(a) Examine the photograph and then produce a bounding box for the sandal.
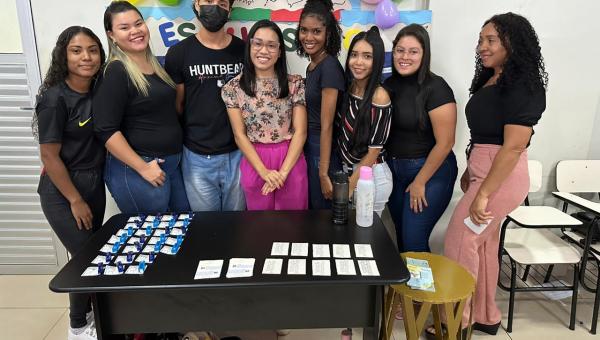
[424,324,447,339]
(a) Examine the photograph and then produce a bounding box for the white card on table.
[158,222,169,228]
[312,260,331,276]
[358,260,380,276]
[142,244,157,253]
[135,254,154,263]
[287,259,306,275]
[115,229,128,237]
[291,243,309,257]
[333,244,351,258]
[100,244,114,253]
[125,265,146,275]
[464,217,491,235]
[195,260,224,279]
[115,255,134,264]
[179,213,191,220]
[226,258,255,278]
[81,267,100,276]
[161,214,173,221]
[145,215,156,222]
[107,235,120,244]
[271,242,289,256]
[91,255,111,264]
[160,245,178,255]
[174,220,185,227]
[312,244,330,258]
[125,222,138,228]
[154,230,166,237]
[104,265,124,275]
[148,237,160,245]
[135,229,146,237]
[122,245,138,253]
[262,258,283,275]
[170,228,184,236]
[354,244,374,258]
[126,237,140,245]
[163,237,176,246]
[335,259,356,275]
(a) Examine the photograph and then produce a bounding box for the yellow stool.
[383,252,476,340]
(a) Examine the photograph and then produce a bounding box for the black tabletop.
[50,210,409,293]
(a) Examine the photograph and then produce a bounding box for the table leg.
[400,295,418,340]
[432,304,443,340]
[365,286,382,340]
[381,287,397,340]
[91,294,105,340]
[444,299,467,340]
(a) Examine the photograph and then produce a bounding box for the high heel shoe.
[473,321,501,335]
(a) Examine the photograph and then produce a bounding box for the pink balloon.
[374,0,399,29]
[362,0,383,4]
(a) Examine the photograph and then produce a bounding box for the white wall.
[0,0,23,53]
[427,0,600,252]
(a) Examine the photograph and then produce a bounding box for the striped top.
[337,93,392,165]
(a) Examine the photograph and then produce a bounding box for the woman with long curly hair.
[35,26,106,340]
[295,0,345,209]
[440,12,547,336]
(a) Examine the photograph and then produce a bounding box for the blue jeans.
[104,152,190,214]
[181,146,245,211]
[387,152,458,252]
[304,132,342,209]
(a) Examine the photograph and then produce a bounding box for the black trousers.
[38,168,106,328]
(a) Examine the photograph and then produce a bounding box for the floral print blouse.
[221,74,306,144]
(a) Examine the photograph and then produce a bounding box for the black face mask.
[197,5,229,32]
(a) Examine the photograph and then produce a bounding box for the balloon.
[361,0,383,4]
[343,28,363,50]
[158,0,181,5]
[127,0,141,4]
[374,0,399,29]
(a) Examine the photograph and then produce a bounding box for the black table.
[50,210,409,339]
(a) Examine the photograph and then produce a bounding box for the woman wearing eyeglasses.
[221,20,308,210]
[383,24,458,253]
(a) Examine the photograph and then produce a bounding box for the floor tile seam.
[43,309,68,340]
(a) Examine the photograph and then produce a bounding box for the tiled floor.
[0,275,598,340]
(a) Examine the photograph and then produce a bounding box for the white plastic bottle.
[355,166,374,227]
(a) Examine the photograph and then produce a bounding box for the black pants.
[38,168,106,328]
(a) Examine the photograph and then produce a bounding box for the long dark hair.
[295,0,342,57]
[33,26,105,140]
[240,20,289,99]
[38,26,105,94]
[470,12,548,94]
[342,26,385,156]
[390,24,434,130]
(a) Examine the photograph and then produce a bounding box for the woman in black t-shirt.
[383,24,458,253]
[35,26,106,339]
[441,13,547,336]
[295,0,345,209]
[94,1,189,214]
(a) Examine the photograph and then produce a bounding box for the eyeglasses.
[393,48,422,57]
[250,38,280,53]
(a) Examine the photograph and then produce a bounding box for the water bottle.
[332,171,349,224]
[355,166,374,227]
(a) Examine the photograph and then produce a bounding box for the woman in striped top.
[337,26,393,216]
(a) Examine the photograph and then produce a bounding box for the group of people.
[35,0,547,339]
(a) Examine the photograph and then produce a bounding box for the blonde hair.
[105,38,175,96]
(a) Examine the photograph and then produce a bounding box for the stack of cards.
[406,257,435,292]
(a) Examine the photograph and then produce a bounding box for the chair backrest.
[556,160,600,193]
[528,160,543,193]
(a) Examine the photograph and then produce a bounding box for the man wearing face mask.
[165,0,246,212]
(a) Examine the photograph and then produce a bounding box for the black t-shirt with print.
[37,82,104,170]
[93,61,183,157]
[165,35,244,155]
[466,79,545,146]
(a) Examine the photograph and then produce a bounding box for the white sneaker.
[68,321,97,340]
[85,311,94,325]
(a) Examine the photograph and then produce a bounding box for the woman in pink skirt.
[222,20,308,210]
[440,12,548,336]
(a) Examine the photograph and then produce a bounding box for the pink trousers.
[444,144,529,326]
[240,140,308,210]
